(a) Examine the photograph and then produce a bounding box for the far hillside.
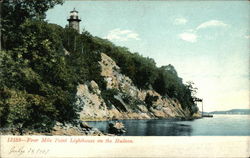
[208,109,250,115]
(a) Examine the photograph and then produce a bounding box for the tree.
[185,81,198,98]
[0,20,81,131]
[1,0,63,50]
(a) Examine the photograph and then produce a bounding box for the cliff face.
[76,53,192,121]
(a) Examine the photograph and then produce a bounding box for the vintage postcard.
[0,0,249,157]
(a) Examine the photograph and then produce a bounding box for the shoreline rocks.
[0,121,103,136]
[108,121,126,135]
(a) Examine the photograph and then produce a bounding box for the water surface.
[87,115,250,136]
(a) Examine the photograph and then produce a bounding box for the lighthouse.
[67,8,81,33]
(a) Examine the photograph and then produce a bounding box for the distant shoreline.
[204,109,250,115]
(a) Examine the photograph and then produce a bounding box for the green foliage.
[152,65,196,113]
[1,0,63,49]
[145,94,159,108]
[0,88,56,132]
[0,19,81,131]
[63,30,106,90]
[121,93,145,111]
[101,89,119,109]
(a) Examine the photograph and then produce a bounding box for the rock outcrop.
[76,81,109,120]
[51,122,103,136]
[108,121,126,135]
[76,53,193,121]
[0,122,103,136]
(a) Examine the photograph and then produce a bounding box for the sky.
[46,1,250,112]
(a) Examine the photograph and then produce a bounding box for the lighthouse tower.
[67,8,81,33]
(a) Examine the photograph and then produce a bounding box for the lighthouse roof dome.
[70,8,79,17]
[70,11,77,17]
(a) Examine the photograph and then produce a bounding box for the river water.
[87,115,250,136]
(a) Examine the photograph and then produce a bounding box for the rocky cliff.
[0,53,195,136]
[76,53,193,121]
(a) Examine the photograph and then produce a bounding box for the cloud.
[244,35,250,39]
[104,28,140,41]
[177,20,228,43]
[196,20,228,30]
[174,18,188,25]
[178,32,197,43]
